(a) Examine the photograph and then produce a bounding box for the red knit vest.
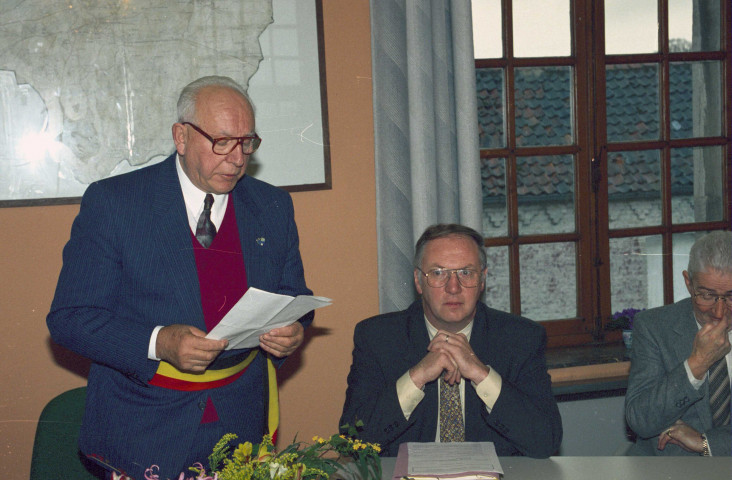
[191,197,248,331]
[191,197,248,423]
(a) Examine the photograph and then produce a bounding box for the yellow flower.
[181,431,381,480]
[293,463,306,480]
[233,441,253,462]
[258,442,273,462]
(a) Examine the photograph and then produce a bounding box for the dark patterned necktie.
[439,378,465,442]
[195,194,217,248]
[709,356,731,427]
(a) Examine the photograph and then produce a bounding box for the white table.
[380,455,732,480]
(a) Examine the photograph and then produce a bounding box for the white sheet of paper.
[205,287,331,350]
[407,442,503,476]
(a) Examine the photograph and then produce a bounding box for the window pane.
[670,61,722,139]
[608,149,661,229]
[476,68,505,148]
[669,0,720,52]
[513,0,570,57]
[517,155,575,234]
[520,242,577,321]
[609,235,664,313]
[472,0,502,58]
[606,64,660,142]
[671,146,725,224]
[515,66,573,147]
[605,0,658,54]
[671,231,706,302]
[481,157,507,237]
[484,246,510,313]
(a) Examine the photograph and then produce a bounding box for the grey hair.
[413,224,487,269]
[687,230,732,279]
[176,76,252,123]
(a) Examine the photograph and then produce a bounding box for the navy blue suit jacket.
[340,301,562,458]
[47,154,312,478]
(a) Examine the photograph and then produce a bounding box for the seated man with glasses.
[340,224,562,458]
[626,230,732,456]
[47,76,313,479]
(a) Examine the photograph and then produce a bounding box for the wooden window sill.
[546,343,630,398]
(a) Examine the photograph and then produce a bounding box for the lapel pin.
[256,237,266,246]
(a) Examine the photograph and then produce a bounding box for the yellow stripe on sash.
[149,350,279,440]
[267,356,279,438]
[154,350,258,382]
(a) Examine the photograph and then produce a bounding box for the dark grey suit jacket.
[625,298,731,455]
[340,301,562,458]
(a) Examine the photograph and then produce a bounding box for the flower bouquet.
[145,422,381,480]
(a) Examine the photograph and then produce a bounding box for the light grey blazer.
[625,298,731,456]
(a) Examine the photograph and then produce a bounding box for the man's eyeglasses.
[183,122,261,155]
[416,267,483,288]
[692,291,732,309]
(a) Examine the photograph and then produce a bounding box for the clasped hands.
[409,330,490,390]
[156,322,305,373]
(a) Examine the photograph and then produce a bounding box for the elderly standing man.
[47,76,313,479]
[340,224,562,458]
[625,230,732,456]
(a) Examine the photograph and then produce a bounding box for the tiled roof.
[477,64,695,203]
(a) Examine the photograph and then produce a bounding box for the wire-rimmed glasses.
[416,267,483,288]
[692,291,732,309]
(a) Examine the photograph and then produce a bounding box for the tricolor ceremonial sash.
[149,351,279,438]
[149,350,258,391]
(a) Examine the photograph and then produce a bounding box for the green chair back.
[29,387,105,479]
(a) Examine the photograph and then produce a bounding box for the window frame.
[474,0,732,347]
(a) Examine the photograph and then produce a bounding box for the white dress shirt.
[146,155,230,360]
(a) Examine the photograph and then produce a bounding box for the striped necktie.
[709,356,731,427]
[195,194,217,248]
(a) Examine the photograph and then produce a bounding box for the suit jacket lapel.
[465,304,491,440]
[469,304,492,361]
[669,299,714,427]
[669,299,698,359]
[150,155,204,329]
[232,178,266,289]
[404,303,439,435]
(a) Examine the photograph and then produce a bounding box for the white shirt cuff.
[397,370,426,420]
[473,365,502,412]
[684,359,705,390]
[148,325,164,361]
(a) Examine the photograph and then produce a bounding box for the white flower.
[269,462,287,479]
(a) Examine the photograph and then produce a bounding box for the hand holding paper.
[205,287,332,350]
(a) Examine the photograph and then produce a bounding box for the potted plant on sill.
[605,308,644,349]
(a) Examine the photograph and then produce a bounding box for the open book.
[392,442,503,480]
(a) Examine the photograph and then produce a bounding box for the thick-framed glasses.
[183,122,261,155]
[692,291,732,309]
[416,267,483,288]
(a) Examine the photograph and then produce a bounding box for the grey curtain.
[371,0,482,313]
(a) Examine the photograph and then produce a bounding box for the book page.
[407,442,503,476]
